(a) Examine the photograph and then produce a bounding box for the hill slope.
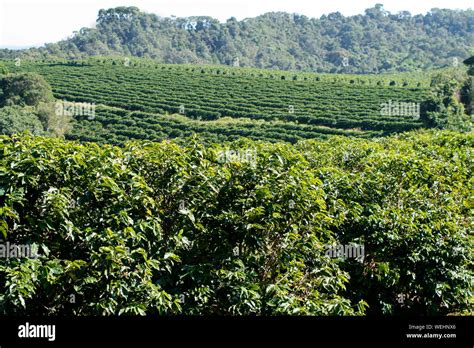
[6,58,434,144]
[3,5,474,74]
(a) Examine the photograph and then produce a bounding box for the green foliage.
[0,62,8,76]
[468,66,474,77]
[0,73,54,107]
[296,131,473,315]
[0,106,44,135]
[425,69,473,131]
[463,56,474,74]
[4,60,433,144]
[0,130,471,315]
[0,134,363,315]
[461,76,474,116]
[2,6,473,74]
[36,102,72,137]
[0,73,71,137]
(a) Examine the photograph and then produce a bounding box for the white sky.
[0,0,472,49]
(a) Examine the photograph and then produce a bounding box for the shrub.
[0,73,54,107]
[0,106,44,136]
[0,131,470,316]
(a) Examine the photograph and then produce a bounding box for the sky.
[0,0,472,49]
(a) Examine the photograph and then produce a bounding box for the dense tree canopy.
[464,56,474,76]
[0,73,71,137]
[0,73,54,107]
[1,5,473,73]
[0,106,45,135]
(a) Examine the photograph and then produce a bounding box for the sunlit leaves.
[0,130,471,316]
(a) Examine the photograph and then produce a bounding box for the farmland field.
[5,59,432,144]
[0,54,472,319]
[0,3,473,345]
[0,0,474,348]
[0,130,472,316]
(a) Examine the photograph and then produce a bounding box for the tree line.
[1,4,473,73]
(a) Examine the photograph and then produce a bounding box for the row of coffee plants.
[4,60,430,143]
[0,130,471,315]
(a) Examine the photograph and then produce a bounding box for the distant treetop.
[1,5,473,74]
[463,56,474,65]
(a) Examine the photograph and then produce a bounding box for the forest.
[1,5,473,73]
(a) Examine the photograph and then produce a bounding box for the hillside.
[2,5,473,74]
[4,58,435,144]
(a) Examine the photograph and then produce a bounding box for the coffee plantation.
[0,130,471,315]
[3,58,433,144]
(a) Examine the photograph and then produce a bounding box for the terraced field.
[7,59,432,144]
